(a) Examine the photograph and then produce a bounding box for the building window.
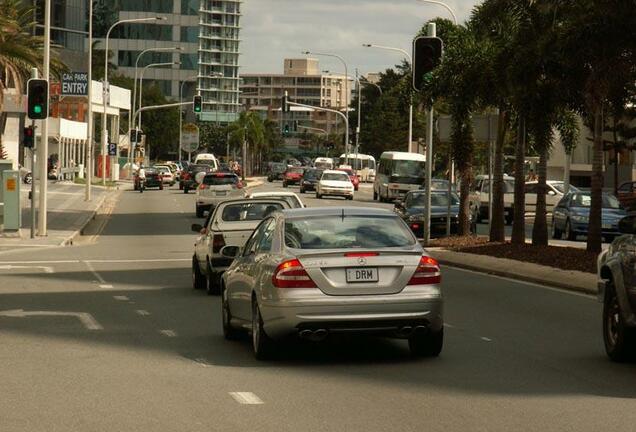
[180,26,199,43]
[119,0,174,13]
[180,53,198,70]
[114,23,173,41]
[118,51,173,67]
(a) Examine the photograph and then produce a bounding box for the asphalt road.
[0,180,634,432]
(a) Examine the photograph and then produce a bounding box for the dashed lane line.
[229,392,264,405]
[113,295,129,301]
[159,329,177,337]
[84,261,106,284]
[136,310,151,316]
[99,284,114,289]
[481,337,493,342]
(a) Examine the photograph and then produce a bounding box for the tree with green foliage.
[227,111,266,176]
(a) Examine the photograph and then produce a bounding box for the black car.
[394,190,474,238]
[299,168,323,193]
[267,163,287,182]
[134,168,163,190]
[180,164,212,193]
[218,163,233,173]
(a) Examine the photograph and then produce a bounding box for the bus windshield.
[389,160,425,184]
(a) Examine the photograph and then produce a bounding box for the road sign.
[61,72,88,96]
[182,123,200,153]
[108,142,117,156]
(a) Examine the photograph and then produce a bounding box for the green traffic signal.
[34,105,42,114]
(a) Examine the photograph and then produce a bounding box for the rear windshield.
[322,173,350,182]
[284,215,415,249]
[190,165,210,173]
[288,168,304,174]
[203,174,238,186]
[572,194,622,209]
[221,202,284,222]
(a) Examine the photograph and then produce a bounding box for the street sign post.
[181,123,200,160]
[108,142,117,156]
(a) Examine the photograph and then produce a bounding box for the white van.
[193,153,219,172]
[313,157,334,170]
[373,151,426,202]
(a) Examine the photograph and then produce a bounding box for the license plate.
[216,191,227,196]
[602,224,612,229]
[346,267,379,283]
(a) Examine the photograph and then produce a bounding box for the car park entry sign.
[61,72,89,96]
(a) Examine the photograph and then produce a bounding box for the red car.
[282,167,304,188]
[337,168,360,191]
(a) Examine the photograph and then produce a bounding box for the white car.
[248,191,305,208]
[195,172,246,218]
[154,165,175,186]
[316,170,354,200]
[470,174,515,224]
[191,198,292,294]
[525,180,578,214]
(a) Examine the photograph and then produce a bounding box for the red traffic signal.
[23,126,35,148]
[412,36,443,91]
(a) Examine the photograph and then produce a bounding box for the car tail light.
[212,234,226,253]
[272,259,317,288]
[344,252,379,257]
[408,256,441,285]
[236,181,243,189]
[411,223,420,230]
[199,183,208,190]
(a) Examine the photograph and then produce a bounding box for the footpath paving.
[428,247,597,295]
[0,182,114,253]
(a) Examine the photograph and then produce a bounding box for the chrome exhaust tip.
[414,325,428,333]
[398,326,414,337]
[299,329,312,339]
[312,329,328,341]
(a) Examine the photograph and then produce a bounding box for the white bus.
[338,153,376,182]
[193,153,219,172]
[313,157,334,170]
[373,151,426,202]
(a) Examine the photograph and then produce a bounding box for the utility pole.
[85,0,93,201]
[422,22,436,246]
[30,68,38,239]
[38,0,51,236]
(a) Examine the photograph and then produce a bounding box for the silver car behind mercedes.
[220,207,444,360]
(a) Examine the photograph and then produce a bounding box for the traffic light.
[27,79,49,120]
[281,91,291,113]
[412,36,443,91]
[283,124,290,136]
[130,129,137,143]
[23,126,35,148]
[193,95,202,113]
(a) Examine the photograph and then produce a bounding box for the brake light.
[408,256,441,285]
[272,259,317,288]
[236,181,243,189]
[212,234,226,253]
[199,183,208,190]
[344,252,379,257]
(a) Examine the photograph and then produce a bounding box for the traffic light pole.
[37,0,51,236]
[130,102,194,160]
[423,22,436,247]
[286,101,348,161]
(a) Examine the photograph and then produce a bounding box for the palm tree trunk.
[532,145,548,246]
[459,169,472,235]
[511,116,526,244]
[587,104,604,253]
[489,109,507,242]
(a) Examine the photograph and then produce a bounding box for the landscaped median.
[426,236,597,294]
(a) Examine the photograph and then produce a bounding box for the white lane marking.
[444,266,595,299]
[481,337,493,342]
[0,264,54,273]
[99,284,113,289]
[83,261,106,284]
[136,309,150,316]
[113,295,129,301]
[194,357,210,367]
[160,329,177,337]
[229,392,264,405]
[0,309,103,330]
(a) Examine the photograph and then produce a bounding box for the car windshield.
[572,194,621,209]
[303,170,322,180]
[284,215,415,249]
[393,160,425,178]
[407,193,459,207]
[155,167,169,173]
[551,182,578,194]
[203,174,238,186]
[315,162,332,170]
[221,202,284,222]
[322,173,350,182]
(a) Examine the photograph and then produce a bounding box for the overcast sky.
[240,0,480,75]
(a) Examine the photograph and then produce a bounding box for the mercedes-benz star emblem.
[357,257,367,265]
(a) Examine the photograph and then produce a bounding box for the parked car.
[195,173,246,218]
[282,166,305,187]
[181,164,212,193]
[470,175,515,225]
[616,181,636,211]
[154,165,175,186]
[597,214,636,361]
[395,190,473,238]
[267,163,287,182]
[134,168,163,190]
[220,206,444,359]
[191,198,292,295]
[552,192,627,241]
[248,191,304,208]
[299,168,323,194]
[428,178,457,192]
[524,180,578,214]
[337,168,360,191]
[218,163,233,173]
[316,170,354,200]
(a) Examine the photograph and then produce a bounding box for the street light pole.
[101,16,165,186]
[137,61,180,138]
[415,0,459,25]
[302,51,350,162]
[85,0,93,201]
[363,43,414,152]
[179,75,197,161]
[37,0,51,235]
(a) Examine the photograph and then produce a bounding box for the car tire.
[565,219,577,241]
[196,206,204,218]
[347,195,353,201]
[409,327,443,357]
[192,257,206,290]
[603,282,636,362]
[222,283,242,340]
[252,299,275,360]
[373,190,378,201]
[206,262,221,296]
[552,221,563,239]
[316,193,322,199]
[159,185,164,191]
[179,183,183,190]
[283,182,288,188]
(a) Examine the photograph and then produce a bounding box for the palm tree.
[227,111,266,176]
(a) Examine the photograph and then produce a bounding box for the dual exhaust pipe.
[397,325,427,337]
[299,328,328,342]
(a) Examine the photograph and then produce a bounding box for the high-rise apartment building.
[197,0,242,124]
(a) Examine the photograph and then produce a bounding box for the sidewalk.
[428,247,597,295]
[0,182,114,252]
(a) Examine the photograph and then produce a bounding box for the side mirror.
[220,245,241,258]
[191,223,203,233]
[619,215,636,234]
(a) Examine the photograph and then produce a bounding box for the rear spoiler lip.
[291,248,423,259]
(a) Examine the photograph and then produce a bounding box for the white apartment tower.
[198,0,242,124]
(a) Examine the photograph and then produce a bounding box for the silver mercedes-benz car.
[220,207,444,360]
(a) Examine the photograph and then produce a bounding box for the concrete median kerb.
[427,248,597,295]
